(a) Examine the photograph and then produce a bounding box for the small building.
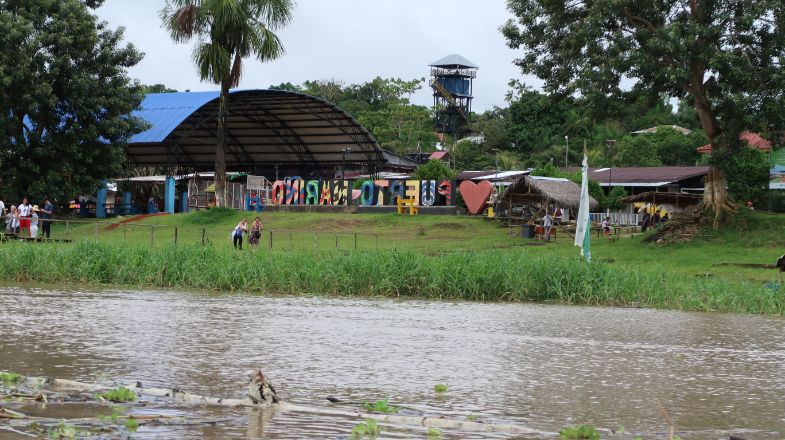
[631,125,693,136]
[428,150,450,163]
[697,131,772,154]
[499,175,598,225]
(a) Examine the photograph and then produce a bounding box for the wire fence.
[1,218,382,252]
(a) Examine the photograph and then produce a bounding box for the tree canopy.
[0,0,145,202]
[502,0,785,214]
[272,77,436,156]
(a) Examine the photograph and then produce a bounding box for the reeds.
[0,241,782,314]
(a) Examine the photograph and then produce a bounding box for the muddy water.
[1,286,784,439]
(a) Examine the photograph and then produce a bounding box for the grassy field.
[6,208,785,314]
[51,208,785,284]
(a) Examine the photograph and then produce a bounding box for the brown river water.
[1,286,784,439]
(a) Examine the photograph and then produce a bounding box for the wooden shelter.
[499,175,598,225]
[620,191,702,212]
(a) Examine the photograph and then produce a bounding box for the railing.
[590,212,640,226]
[1,218,382,251]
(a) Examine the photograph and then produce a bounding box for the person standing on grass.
[601,216,613,240]
[232,218,249,250]
[249,216,262,247]
[18,197,32,237]
[5,205,15,234]
[30,206,40,239]
[543,210,554,241]
[40,198,54,238]
[641,209,651,232]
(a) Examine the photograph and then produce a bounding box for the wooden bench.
[396,197,419,216]
[535,225,556,241]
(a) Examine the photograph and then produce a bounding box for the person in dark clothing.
[40,198,54,238]
[640,209,651,232]
[653,210,661,228]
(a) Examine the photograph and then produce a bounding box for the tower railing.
[430,67,477,78]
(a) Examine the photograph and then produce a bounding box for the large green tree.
[0,0,145,202]
[502,0,785,220]
[162,0,293,207]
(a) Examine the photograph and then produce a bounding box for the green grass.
[0,238,783,314]
[7,208,785,314]
[559,425,601,440]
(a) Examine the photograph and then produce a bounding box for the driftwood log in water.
[1,370,548,435]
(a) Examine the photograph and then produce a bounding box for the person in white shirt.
[543,211,554,241]
[18,198,32,237]
[601,216,613,240]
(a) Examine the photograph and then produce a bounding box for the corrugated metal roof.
[429,151,449,160]
[562,166,709,185]
[131,91,220,143]
[125,89,387,171]
[429,54,478,69]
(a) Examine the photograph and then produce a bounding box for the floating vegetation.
[433,384,448,393]
[559,424,601,440]
[0,372,23,383]
[124,418,139,431]
[362,399,399,414]
[351,419,381,439]
[95,387,136,403]
[427,427,442,438]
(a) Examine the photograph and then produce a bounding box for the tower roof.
[429,54,478,69]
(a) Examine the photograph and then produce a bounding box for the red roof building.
[697,131,772,154]
[429,151,450,161]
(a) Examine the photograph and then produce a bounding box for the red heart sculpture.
[459,180,493,215]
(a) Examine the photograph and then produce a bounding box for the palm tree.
[161,0,293,207]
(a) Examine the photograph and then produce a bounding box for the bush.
[411,158,457,181]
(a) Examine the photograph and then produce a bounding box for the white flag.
[573,154,591,262]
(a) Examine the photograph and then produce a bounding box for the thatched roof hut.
[500,175,599,211]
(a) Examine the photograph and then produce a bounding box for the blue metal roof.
[130,91,221,143]
[429,54,478,69]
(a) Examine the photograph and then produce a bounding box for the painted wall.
[269,178,456,207]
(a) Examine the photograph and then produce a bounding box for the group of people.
[1,197,54,239]
[231,216,263,250]
[639,208,668,232]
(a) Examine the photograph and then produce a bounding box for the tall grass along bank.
[0,241,782,315]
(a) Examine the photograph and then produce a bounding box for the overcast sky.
[95,0,539,112]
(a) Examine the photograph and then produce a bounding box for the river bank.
[1,240,782,314]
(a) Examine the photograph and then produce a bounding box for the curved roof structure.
[127,90,386,172]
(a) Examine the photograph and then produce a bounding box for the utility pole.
[564,135,569,167]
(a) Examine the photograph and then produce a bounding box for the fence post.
[65,220,69,239]
[354,233,357,250]
[268,230,273,250]
[201,228,206,245]
[335,234,338,250]
[150,225,154,246]
[174,227,178,245]
[94,222,98,238]
[375,234,378,251]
